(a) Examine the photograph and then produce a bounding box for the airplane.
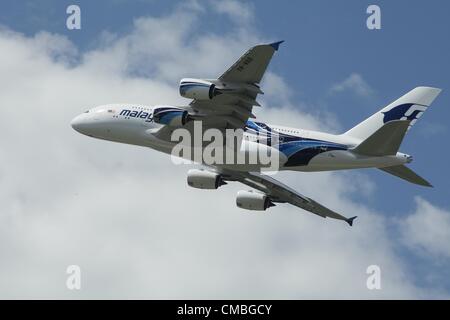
[71,41,441,226]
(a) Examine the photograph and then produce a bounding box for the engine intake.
[187,169,226,190]
[179,78,220,100]
[152,107,190,127]
[236,190,275,211]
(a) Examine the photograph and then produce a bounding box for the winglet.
[346,216,357,227]
[269,40,284,51]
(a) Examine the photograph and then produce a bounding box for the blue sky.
[1,0,449,298]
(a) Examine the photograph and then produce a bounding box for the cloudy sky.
[0,0,449,299]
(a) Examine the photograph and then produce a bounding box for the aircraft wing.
[219,41,284,84]
[217,169,357,226]
[188,42,283,129]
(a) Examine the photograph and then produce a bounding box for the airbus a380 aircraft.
[71,41,441,226]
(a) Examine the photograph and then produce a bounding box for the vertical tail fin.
[344,87,442,141]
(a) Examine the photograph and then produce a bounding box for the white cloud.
[399,197,450,259]
[81,3,260,85]
[0,2,447,299]
[330,73,374,98]
[211,0,254,25]
[258,73,343,133]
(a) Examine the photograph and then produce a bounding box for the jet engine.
[236,190,275,211]
[187,169,227,189]
[179,78,220,100]
[152,107,190,127]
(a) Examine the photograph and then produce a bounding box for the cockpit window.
[84,110,90,113]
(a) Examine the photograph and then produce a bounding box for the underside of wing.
[217,169,357,226]
[180,42,284,130]
[219,41,284,84]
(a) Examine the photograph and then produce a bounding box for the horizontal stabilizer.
[352,120,410,156]
[379,165,432,187]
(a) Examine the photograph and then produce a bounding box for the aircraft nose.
[71,114,86,133]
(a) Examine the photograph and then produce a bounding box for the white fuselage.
[71,104,410,172]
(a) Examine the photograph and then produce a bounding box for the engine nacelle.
[152,107,189,127]
[187,169,226,190]
[236,190,275,211]
[179,78,218,100]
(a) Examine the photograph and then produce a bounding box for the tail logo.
[382,103,427,124]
